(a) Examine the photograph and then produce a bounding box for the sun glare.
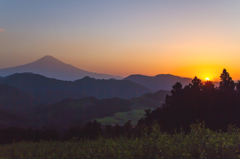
[206,77,209,81]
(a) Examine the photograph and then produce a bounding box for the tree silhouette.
[191,76,203,89]
[171,82,182,95]
[202,81,214,92]
[137,69,240,132]
[219,69,235,92]
[236,81,240,91]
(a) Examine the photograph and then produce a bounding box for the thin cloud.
[0,29,4,32]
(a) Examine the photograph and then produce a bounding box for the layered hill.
[95,90,171,125]
[0,55,122,80]
[0,73,151,104]
[0,109,24,129]
[0,84,39,116]
[0,81,169,128]
[0,84,40,128]
[142,90,170,101]
[124,74,192,91]
[32,90,170,128]
[130,90,170,110]
[31,97,132,127]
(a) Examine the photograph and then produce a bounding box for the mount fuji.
[0,56,122,80]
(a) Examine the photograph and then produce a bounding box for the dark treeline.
[0,127,59,144]
[0,120,134,144]
[139,69,240,132]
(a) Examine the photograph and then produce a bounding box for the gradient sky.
[0,1,240,80]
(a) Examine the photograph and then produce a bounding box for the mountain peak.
[0,55,122,80]
[35,55,62,63]
[40,55,56,60]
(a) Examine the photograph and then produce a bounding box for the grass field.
[1,123,240,158]
[95,109,149,125]
[94,96,164,126]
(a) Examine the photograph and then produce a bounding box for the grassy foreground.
[1,123,240,159]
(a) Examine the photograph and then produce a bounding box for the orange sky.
[0,1,240,80]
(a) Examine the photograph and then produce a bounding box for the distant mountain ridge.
[0,55,122,80]
[124,74,192,91]
[0,73,151,104]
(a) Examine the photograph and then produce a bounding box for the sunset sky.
[0,1,240,81]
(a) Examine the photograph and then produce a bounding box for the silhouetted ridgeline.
[0,73,151,104]
[130,90,170,110]
[142,90,170,101]
[0,55,122,80]
[124,74,192,91]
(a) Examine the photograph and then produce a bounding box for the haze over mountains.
[0,56,122,80]
[124,74,192,92]
[0,55,199,91]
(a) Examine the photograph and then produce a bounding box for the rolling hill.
[95,90,170,125]
[31,97,132,127]
[32,90,170,127]
[0,84,40,128]
[0,84,39,116]
[0,81,169,128]
[0,55,122,80]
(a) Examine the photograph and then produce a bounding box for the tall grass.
[1,123,240,158]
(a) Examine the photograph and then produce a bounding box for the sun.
[206,77,209,81]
